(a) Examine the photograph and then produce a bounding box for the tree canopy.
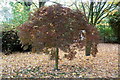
[18,4,99,60]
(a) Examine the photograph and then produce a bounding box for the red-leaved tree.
[17,4,99,70]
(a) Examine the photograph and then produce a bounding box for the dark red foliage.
[18,4,99,59]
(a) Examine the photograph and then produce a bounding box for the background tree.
[108,3,120,44]
[1,1,33,54]
[18,4,99,70]
[73,0,118,56]
[2,1,31,31]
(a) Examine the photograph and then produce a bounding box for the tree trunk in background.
[39,2,46,8]
[85,1,94,56]
[117,26,120,44]
[23,0,32,11]
[118,8,120,44]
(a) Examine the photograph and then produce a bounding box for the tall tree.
[73,0,117,56]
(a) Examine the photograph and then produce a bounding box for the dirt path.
[1,43,119,78]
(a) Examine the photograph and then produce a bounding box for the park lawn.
[0,43,119,78]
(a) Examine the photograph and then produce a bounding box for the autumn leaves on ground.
[0,43,119,78]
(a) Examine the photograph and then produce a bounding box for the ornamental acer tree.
[17,4,99,70]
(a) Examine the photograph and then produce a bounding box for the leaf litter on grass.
[1,43,119,78]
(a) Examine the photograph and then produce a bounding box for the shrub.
[2,30,31,55]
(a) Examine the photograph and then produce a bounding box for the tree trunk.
[54,47,59,70]
[85,1,94,56]
[24,2,32,11]
[118,27,120,44]
[39,2,45,8]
